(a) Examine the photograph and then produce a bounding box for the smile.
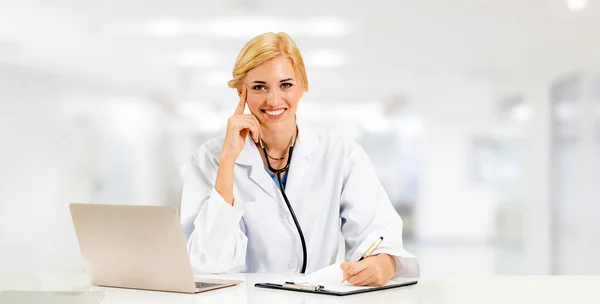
[261,108,287,119]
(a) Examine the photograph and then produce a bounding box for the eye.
[281,83,293,89]
[252,85,266,91]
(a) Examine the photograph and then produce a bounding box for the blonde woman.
[180,32,419,286]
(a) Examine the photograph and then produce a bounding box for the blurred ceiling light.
[202,17,350,38]
[510,103,532,122]
[304,17,351,37]
[202,17,287,37]
[140,17,350,38]
[303,49,349,68]
[566,0,588,11]
[175,50,224,67]
[143,19,186,38]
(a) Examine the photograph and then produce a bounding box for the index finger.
[347,260,369,276]
[340,262,353,282]
[234,85,247,115]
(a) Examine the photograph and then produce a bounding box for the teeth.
[265,109,285,116]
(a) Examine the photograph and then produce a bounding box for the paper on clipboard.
[281,263,416,293]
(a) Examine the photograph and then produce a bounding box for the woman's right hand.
[220,85,262,163]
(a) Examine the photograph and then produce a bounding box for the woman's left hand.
[340,254,397,286]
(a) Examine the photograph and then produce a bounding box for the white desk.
[1,272,599,304]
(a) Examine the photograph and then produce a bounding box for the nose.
[266,88,280,106]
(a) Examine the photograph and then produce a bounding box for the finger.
[348,269,373,286]
[234,85,247,115]
[246,121,259,143]
[347,260,369,276]
[340,262,351,272]
[234,119,259,143]
[241,116,260,143]
[249,115,263,140]
[340,262,355,282]
[340,263,350,282]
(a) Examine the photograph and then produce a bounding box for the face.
[240,56,303,130]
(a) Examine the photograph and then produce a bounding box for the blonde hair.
[227,32,308,91]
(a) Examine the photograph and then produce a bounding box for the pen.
[341,236,384,283]
[358,236,383,261]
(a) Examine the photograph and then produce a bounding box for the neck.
[259,119,297,155]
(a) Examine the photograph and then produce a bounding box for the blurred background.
[1,0,599,276]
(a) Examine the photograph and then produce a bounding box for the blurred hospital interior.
[1,0,600,275]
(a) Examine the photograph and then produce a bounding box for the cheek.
[246,95,263,111]
[282,90,301,107]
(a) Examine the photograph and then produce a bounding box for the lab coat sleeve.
[180,143,248,273]
[339,142,420,278]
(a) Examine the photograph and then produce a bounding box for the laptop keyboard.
[195,282,223,289]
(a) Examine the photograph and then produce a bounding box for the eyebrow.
[250,78,295,84]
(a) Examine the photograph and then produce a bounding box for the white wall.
[548,72,600,274]
[411,78,498,241]
[0,65,86,272]
[490,75,553,275]
[0,65,170,273]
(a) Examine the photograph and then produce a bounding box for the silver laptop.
[69,203,242,294]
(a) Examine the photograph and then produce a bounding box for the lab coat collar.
[234,116,319,202]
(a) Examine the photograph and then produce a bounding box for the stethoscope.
[258,126,308,274]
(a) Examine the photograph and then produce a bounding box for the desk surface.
[1,272,599,304]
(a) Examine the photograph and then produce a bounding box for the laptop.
[69,203,242,294]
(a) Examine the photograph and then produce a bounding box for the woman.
[180,32,419,286]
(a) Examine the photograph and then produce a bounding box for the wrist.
[218,153,237,165]
[376,254,397,276]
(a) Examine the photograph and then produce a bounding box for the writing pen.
[341,236,384,283]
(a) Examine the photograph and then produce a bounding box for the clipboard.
[254,279,418,296]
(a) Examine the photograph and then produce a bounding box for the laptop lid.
[69,203,197,293]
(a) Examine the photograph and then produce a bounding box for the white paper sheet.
[280,263,417,293]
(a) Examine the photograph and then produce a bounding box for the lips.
[261,108,287,119]
[265,109,285,116]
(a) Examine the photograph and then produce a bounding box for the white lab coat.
[180,119,420,278]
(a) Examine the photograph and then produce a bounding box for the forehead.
[245,56,296,82]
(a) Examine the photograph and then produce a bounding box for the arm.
[180,143,248,273]
[339,142,420,282]
[180,85,261,273]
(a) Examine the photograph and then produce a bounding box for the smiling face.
[240,55,304,131]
